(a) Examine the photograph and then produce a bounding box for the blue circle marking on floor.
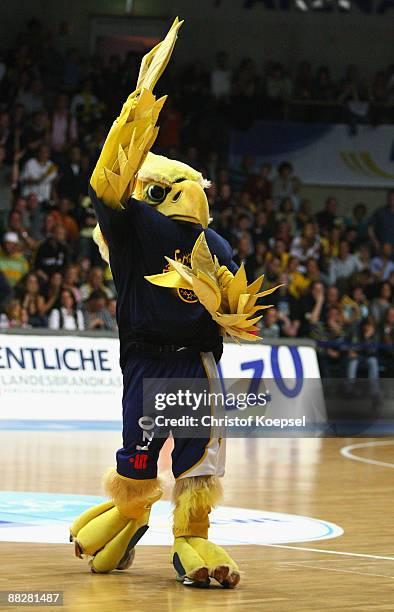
[0,491,343,546]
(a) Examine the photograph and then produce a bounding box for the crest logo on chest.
[163,249,198,304]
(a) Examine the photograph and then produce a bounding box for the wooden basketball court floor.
[0,429,393,611]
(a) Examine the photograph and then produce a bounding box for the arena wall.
[1,1,393,79]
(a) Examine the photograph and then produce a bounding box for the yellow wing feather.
[145,232,281,342]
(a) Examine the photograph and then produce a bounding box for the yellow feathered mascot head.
[93,151,211,265]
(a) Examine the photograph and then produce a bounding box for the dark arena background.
[0,1,394,610]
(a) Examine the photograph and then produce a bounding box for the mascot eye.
[147,184,167,204]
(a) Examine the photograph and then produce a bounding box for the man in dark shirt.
[34,223,69,279]
[315,196,338,234]
[0,269,12,311]
[368,189,394,250]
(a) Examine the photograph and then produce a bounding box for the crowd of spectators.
[0,18,393,390]
[179,52,394,130]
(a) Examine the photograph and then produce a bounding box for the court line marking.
[273,441,394,567]
[340,440,394,469]
[261,543,394,562]
[278,561,394,579]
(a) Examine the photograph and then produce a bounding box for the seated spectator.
[368,189,394,250]
[326,286,340,311]
[52,197,80,243]
[233,233,255,280]
[78,196,101,265]
[341,79,371,135]
[231,213,254,243]
[294,61,313,100]
[272,161,294,204]
[83,290,114,330]
[210,51,231,101]
[287,255,310,299]
[290,176,302,212]
[20,144,57,204]
[62,264,81,304]
[346,202,369,243]
[19,272,47,327]
[305,256,328,286]
[328,239,363,286]
[252,210,270,245]
[0,269,12,311]
[71,78,102,132]
[300,280,326,337]
[41,270,63,315]
[369,242,394,282]
[266,63,292,115]
[4,298,29,328]
[276,197,297,235]
[315,197,339,235]
[313,66,335,101]
[0,143,16,228]
[253,241,268,278]
[371,70,388,104]
[34,223,69,280]
[271,274,301,337]
[244,163,272,201]
[0,231,28,286]
[57,146,87,203]
[355,242,371,273]
[80,266,113,301]
[16,77,44,114]
[48,288,84,330]
[6,208,37,252]
[259,308,281,338]
[106,297,118,332]
[317,306,347,378]
[265,256,281,287]
[50,93,78,153]
[340,286,369,329]
[347,316,381,400]
[25,193,45,240]
[296,198,314,228]
[380,306,394,376]
[261,197,277,234]
[239,191,257,216]
[321,226,341,261]
[11,196,30,228]
[370,281,392,322]
[213,183,236,213]
[290,222,321,270]
[265,238,289,273]
[20,110,48,159]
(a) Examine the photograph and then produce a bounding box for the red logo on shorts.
[129,454,148,470]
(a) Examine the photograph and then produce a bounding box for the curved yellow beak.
[156,180,210,228]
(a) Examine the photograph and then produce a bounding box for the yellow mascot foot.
[172,536,240,588]
[70,501,150,573]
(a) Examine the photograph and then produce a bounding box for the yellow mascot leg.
[172,476,240,588]
[70,468,162,573]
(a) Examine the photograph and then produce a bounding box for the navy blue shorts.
[116,350,225,481]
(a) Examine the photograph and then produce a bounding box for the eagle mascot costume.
[70,19,277,589]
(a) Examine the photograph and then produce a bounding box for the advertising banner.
[230,121,394,187]
[0,334,322,424]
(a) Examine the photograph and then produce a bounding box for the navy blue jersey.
[90,186,236,366]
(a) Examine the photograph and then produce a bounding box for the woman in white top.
[48,288,84,331]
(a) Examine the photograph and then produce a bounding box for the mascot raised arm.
[70,19,277,589]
